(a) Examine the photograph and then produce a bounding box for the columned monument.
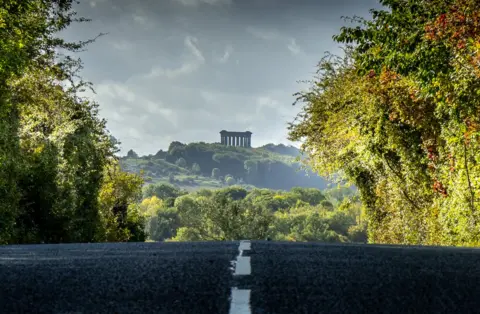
[220,130,252,148]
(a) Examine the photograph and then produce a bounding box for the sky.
[62,0,383,156]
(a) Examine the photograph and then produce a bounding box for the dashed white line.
[229,288,251,314]
[234,256,251,275]
[239,241,251,251]
[229,240,252,314]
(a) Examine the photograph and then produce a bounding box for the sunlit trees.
[141,185,363,243]
[289,0,480,246]
[97,162,146,242]
[0,0,145,244]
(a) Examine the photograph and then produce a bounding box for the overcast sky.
[62,0,382,156]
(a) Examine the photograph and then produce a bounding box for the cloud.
[132,14,148,25]
[131,9,155,29]
[87,80,181,152]
[111,40,133,51]
[184,36,205,62]
[172,0,232,6]
[246,26,280,40]
[218,45,233,63]
[246,26,303,55]
[146,36,205,78]
[287,38,302,55]
[65,0,371,155]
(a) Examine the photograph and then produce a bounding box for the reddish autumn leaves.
[425,0,480,74]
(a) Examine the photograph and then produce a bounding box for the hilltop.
[119,142,330,191]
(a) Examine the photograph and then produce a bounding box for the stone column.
[242,136,246,147]
[228,136,232,146]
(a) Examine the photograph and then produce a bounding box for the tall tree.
[289,0,480,246]
[0,0,143,244]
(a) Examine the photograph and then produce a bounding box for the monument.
[220,130,252,148]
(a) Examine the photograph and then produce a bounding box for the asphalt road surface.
[1,241,480,314]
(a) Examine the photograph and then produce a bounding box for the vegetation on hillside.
[120,142,329,191]
[136,183,366,243]
[289,0,480,246]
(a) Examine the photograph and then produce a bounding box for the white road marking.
[229,240,252,314]
[234,256,251,275]
[239,241,251,251]
[229,288,251,314]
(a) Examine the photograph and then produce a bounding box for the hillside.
[119,142,330,191]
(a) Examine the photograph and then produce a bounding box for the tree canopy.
[0,0,144,244]
[289,0,480,246]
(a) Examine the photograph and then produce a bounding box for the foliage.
[191,162,201,174]
[97,162,146,242]
[120,142,330,191]
[211,167,220,179]
[226,176,236,186]
[141,184,364,243]
[127,149,138,158]
[175,157,187,168]
[143,183,187,200]
[0,0,146,244]
[289,0,480,246]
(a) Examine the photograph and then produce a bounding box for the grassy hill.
[119,142,331,191]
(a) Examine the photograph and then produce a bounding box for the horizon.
[121,137,302,157]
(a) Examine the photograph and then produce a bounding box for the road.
[1,241,480,313]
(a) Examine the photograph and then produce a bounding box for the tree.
[175,157,187,168]
[244,160,258,183]
[138,196,164,217]
[290,187,326,205]
[226,176,236,186]
[289,0,480,246]
[97,161,146,242]
[191,162,201,174]
[143,183,186,200]
[127,149,138,158]
[215,186,248,201]
[211,168,221,179]
[0,0,108,244]
[320,200,334,211]
[172,195,274,241]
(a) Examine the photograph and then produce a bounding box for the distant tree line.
[136,183,367,243]
[122,142,329,191]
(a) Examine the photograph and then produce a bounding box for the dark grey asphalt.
[1,241,480,314]
[246,242,480,314]
[0,242,238,313]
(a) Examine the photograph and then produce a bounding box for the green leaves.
[0,0,145,244]
[289,0,480,246]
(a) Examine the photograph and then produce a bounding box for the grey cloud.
[64,0,383,155]
[173,0,232,6]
